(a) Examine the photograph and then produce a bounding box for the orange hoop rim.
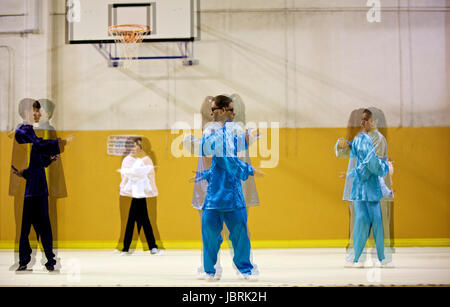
[108,24,150,35]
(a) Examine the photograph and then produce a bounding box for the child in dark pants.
[13,99,73,271]
[119,137,159,254]
[122,198,157,253]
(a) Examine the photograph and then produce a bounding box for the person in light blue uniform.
[335,108,394,265]
[343,109,390,267]
[193,95,263,281]
[183,95,260,279]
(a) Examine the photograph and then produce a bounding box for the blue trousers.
[202,208,253,275]
[353,201,385,262]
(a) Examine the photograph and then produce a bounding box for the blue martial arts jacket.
[15,124,61,198]
[196,121,255,211]
[348,132,389,202]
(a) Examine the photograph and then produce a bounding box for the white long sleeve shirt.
[119,155,158,198]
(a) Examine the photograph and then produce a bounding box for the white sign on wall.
[107,135,141,156]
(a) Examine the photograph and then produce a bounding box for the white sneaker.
[344,261,353,268]
[242,273,258,281]
[120,251,131,256]
[352,262,364,268]
[206,274,220,281]
[373,260,382,268]
[380,259,395,268]
[150,248,158,254]
[197,271,206,280]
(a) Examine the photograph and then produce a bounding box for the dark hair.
[213,95,232,110]
[362,108,372,118]
[132,137,143,149]
[18,98,39,119]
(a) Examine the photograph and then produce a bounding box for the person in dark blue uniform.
[194,95,264,281]
[12,100,73,272]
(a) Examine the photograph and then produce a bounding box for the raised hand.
[338,139,349,149]
[253,167,266,177]
[188,170,197,183]
[65,134,75,145]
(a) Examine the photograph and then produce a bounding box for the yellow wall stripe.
[1,127,449,243]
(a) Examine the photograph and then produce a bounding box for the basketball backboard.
[66,0,200,44]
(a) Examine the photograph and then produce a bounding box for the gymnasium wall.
[0,0,449,248]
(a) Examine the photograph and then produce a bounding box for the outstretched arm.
[15,125,61,157]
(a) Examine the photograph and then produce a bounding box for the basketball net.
[108,24,150,68]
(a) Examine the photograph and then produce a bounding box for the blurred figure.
[367,107,395,261]
[229,94,260,208]
[12,99,73,272]
[9,98,38,270]
[335,107,394,265]
[183,95,260,278]
[335,108,363,263]
[118,137,159,255]
[190,95,264,281]
[35,99,67,258]
[183,96,221,276]
[336,109,393,267]
[186,95,260,209]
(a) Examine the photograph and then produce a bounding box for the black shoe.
[16,265,27,271]
[45,264,55,272]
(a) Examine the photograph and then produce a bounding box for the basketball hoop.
[108,24,150,66]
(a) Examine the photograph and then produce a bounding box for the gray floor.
[1,247,449,286]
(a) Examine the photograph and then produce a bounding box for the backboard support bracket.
[93,40,199,67]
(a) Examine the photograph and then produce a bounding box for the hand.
[7,130,15,139]
[338,139,349,149]
[50,155,60,162]
[188,170,197,183]
[247,128,260,138]
[65,134,75,145]
[12,168,24,178]
[253,167,266,177]
[388,161,394,175]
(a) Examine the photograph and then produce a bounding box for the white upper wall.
[0,0,449,131]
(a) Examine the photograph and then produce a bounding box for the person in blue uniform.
[12,100,72,272]
[335,108,394,266]
[339,109,390,267]
[183,95,260,279]
[193,95,263,281]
